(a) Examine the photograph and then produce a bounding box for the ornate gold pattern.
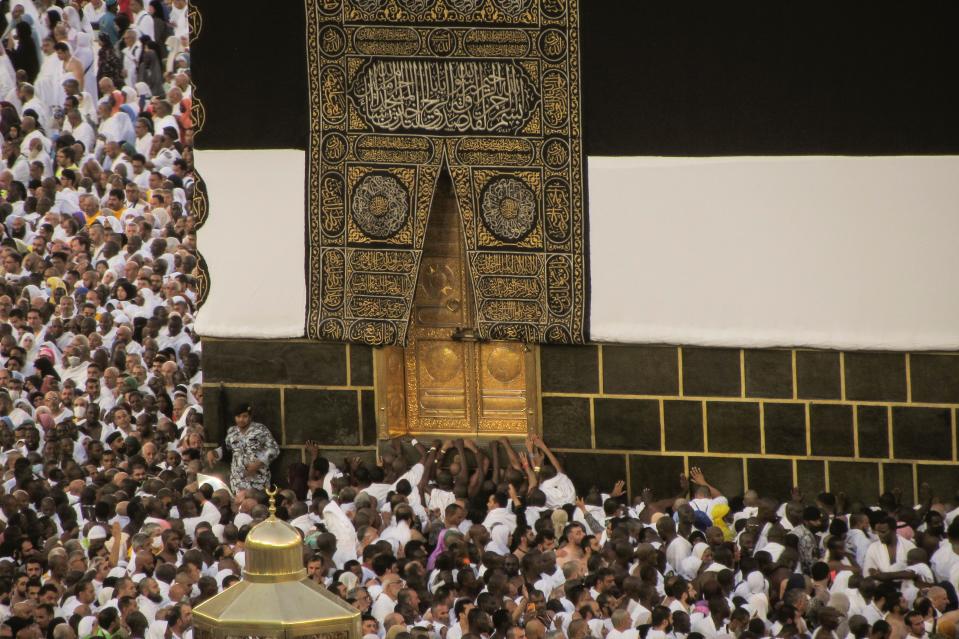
[194,254,211,309]
[191,94,206,135]
[191,168,209,229]
[188,4,209,312]
[187,3,202,43]
[375,171,535,437]
[306,0,586,345]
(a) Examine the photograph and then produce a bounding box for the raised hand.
[610,480,626,498]
[689,467,706,485]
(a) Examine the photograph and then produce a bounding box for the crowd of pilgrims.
[0,0,207,635]
[0,3,954,639]
[190,418,959,639]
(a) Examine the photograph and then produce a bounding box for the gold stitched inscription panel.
[306,0,586,345]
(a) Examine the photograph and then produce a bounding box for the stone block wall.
[201,338,959,504]
[201,338,380,477]
[541,345,959,505]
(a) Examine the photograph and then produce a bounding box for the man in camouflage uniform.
[210,403,280,492]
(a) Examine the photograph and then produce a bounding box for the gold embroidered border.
[305,0,587,345]
[188,2,211,308]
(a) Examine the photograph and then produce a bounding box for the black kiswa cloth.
[191,1,959,346]
[192,1,959,155]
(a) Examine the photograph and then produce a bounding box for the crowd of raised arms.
[140,405,959,639]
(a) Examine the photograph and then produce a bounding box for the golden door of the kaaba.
[375,172,539,438]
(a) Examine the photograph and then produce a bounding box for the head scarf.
[22,284,45,301]
[711,502,733,541]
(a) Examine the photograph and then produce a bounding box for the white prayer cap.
[86,525,107,540]
[338,571,358,591]
[97,586,114,607]
[107,566,127,579]
[78,616,97,639]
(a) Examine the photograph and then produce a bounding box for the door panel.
[375,170,538,438]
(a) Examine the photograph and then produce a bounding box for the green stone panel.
[706,401,760,454]
[747,458,793,503]
[910,354,959,403]
[202,386,282,445]
[350,345,374,386]
[204,339,348,386]
[881,463,914,504]
[844,352,906,402]
[828,461,879,505]
[689,456,744,497]
[663,400,704,452]
[541,345,599,394]
[797,460,825,499]
[916,465,959,504]
[744,350,793,399]
[682,347,741,397]
[603,345,679,395]
[361,390,377,445]
[542,397,591,449]
[630,455,685,503]
[809,404,854,457]
[763,402,807,456]
[857,405,889,459]
[594,398,661,451]
[892,407,951,460]
[285,389,360,446]
[795,351,841,400]
[555,451,626,496]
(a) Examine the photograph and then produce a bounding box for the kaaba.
[190,1,959,502]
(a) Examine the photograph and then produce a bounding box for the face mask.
[67,356,81,367]
[32,464,42,475]
[74,405,86,418]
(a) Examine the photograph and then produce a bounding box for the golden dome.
[193,488,360,639]
[242,489,306,582]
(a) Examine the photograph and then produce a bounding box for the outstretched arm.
[520,454,538,494]
[499,437,523,471]
[410,437,429,463]
[453,438,470,486]
[531,434,563,475]
[465,440,489,498]
[418,441,441,501]
[689,467,722,498]
[490,440,501,485]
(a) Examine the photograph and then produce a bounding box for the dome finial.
[265,485,277,519]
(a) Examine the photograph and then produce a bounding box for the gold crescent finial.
[265,485,277,518]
